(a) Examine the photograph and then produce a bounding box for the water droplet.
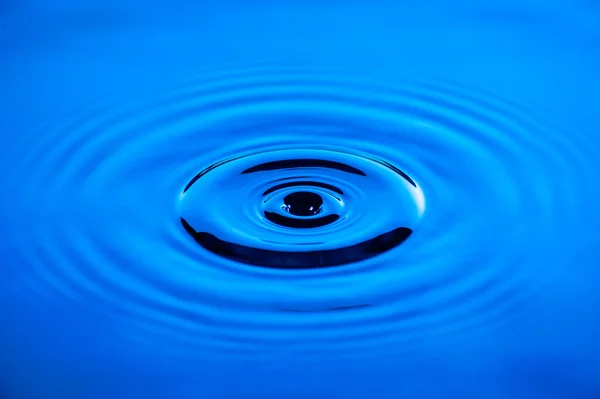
[282,191,323,216]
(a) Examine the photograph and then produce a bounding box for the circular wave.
[179,147,422,268]
[4,64,598,357]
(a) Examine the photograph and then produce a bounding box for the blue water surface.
[1,1,600,398]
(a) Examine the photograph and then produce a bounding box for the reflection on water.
[1,1,599,398]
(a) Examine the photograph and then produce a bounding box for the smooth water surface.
[1,1,600,398]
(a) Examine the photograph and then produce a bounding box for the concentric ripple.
[179,147,422,268]
[3,64,599,360]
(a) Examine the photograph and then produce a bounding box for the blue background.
[1,1,599,398]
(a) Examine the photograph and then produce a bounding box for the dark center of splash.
[179,148,424,268]
[283,191,323,216]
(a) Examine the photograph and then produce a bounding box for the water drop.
[283,191,323,216]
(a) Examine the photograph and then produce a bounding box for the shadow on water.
[181,217,412,268]
[242,159,367,176]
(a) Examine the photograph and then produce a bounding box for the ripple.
[4,64,599,357]
[179,147,421,267]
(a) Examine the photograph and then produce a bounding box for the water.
[180,145,420,267]
[1,1,600,398]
